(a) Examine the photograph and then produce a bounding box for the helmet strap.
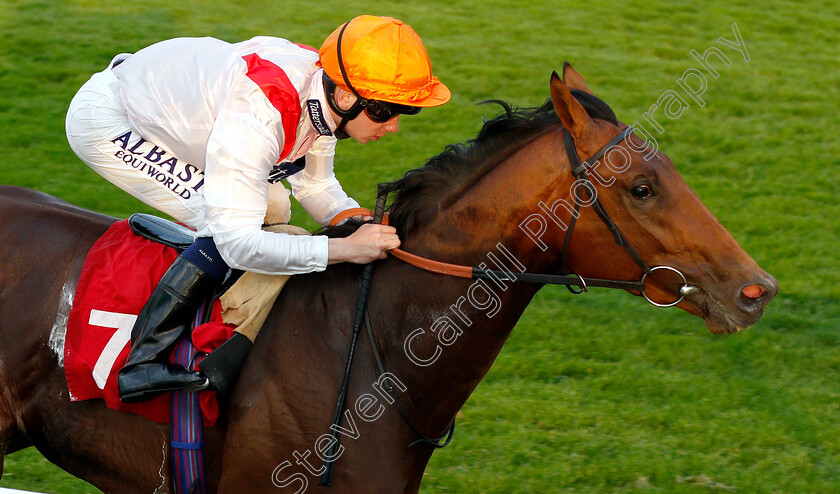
[323,72,366,140]
[323,19,370,140]
[335,20,364,101]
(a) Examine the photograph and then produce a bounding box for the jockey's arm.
[201,86,396,274]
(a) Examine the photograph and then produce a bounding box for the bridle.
[337,123,698,307]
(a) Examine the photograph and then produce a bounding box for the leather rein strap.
[329,125,646,293]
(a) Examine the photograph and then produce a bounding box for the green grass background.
[1,0,838,492]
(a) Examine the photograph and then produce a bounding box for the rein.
[330,124,694,307]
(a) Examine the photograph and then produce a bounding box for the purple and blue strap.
[170,302,208,494]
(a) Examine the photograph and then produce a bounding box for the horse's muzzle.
[691,272,778,334]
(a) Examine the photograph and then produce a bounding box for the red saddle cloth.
[64,219,235,426]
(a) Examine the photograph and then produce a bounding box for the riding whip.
[318,184,388,486]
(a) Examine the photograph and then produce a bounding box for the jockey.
[65,15,450,403]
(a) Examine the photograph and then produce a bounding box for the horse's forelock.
[570,89,618,126]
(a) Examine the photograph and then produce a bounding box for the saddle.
[128,213,195,253]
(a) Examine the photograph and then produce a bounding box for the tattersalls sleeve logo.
[110,131,206,199]
[306,99,333,136]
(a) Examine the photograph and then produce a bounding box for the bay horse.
[0,64,776,493]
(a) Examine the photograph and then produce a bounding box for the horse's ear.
[562,61,594,95]
[550,70,591,139]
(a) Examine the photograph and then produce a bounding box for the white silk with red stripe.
[112,36,359,275]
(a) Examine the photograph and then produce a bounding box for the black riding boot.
[118,256,218,403]
[198,332,253,399]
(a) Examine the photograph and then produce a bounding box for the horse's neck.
[370,132,574,434]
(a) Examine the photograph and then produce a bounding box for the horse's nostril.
[737,277,778,314]
[742,284,764,299]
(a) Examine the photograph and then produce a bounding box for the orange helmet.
[318,15,450,108]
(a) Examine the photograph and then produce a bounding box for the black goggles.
[361,99,421,123]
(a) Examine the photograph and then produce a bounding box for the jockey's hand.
[327,223,400,264]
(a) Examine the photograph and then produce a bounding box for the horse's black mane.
[321,89,617,238]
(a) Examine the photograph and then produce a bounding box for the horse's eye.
[631,184,654,200]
